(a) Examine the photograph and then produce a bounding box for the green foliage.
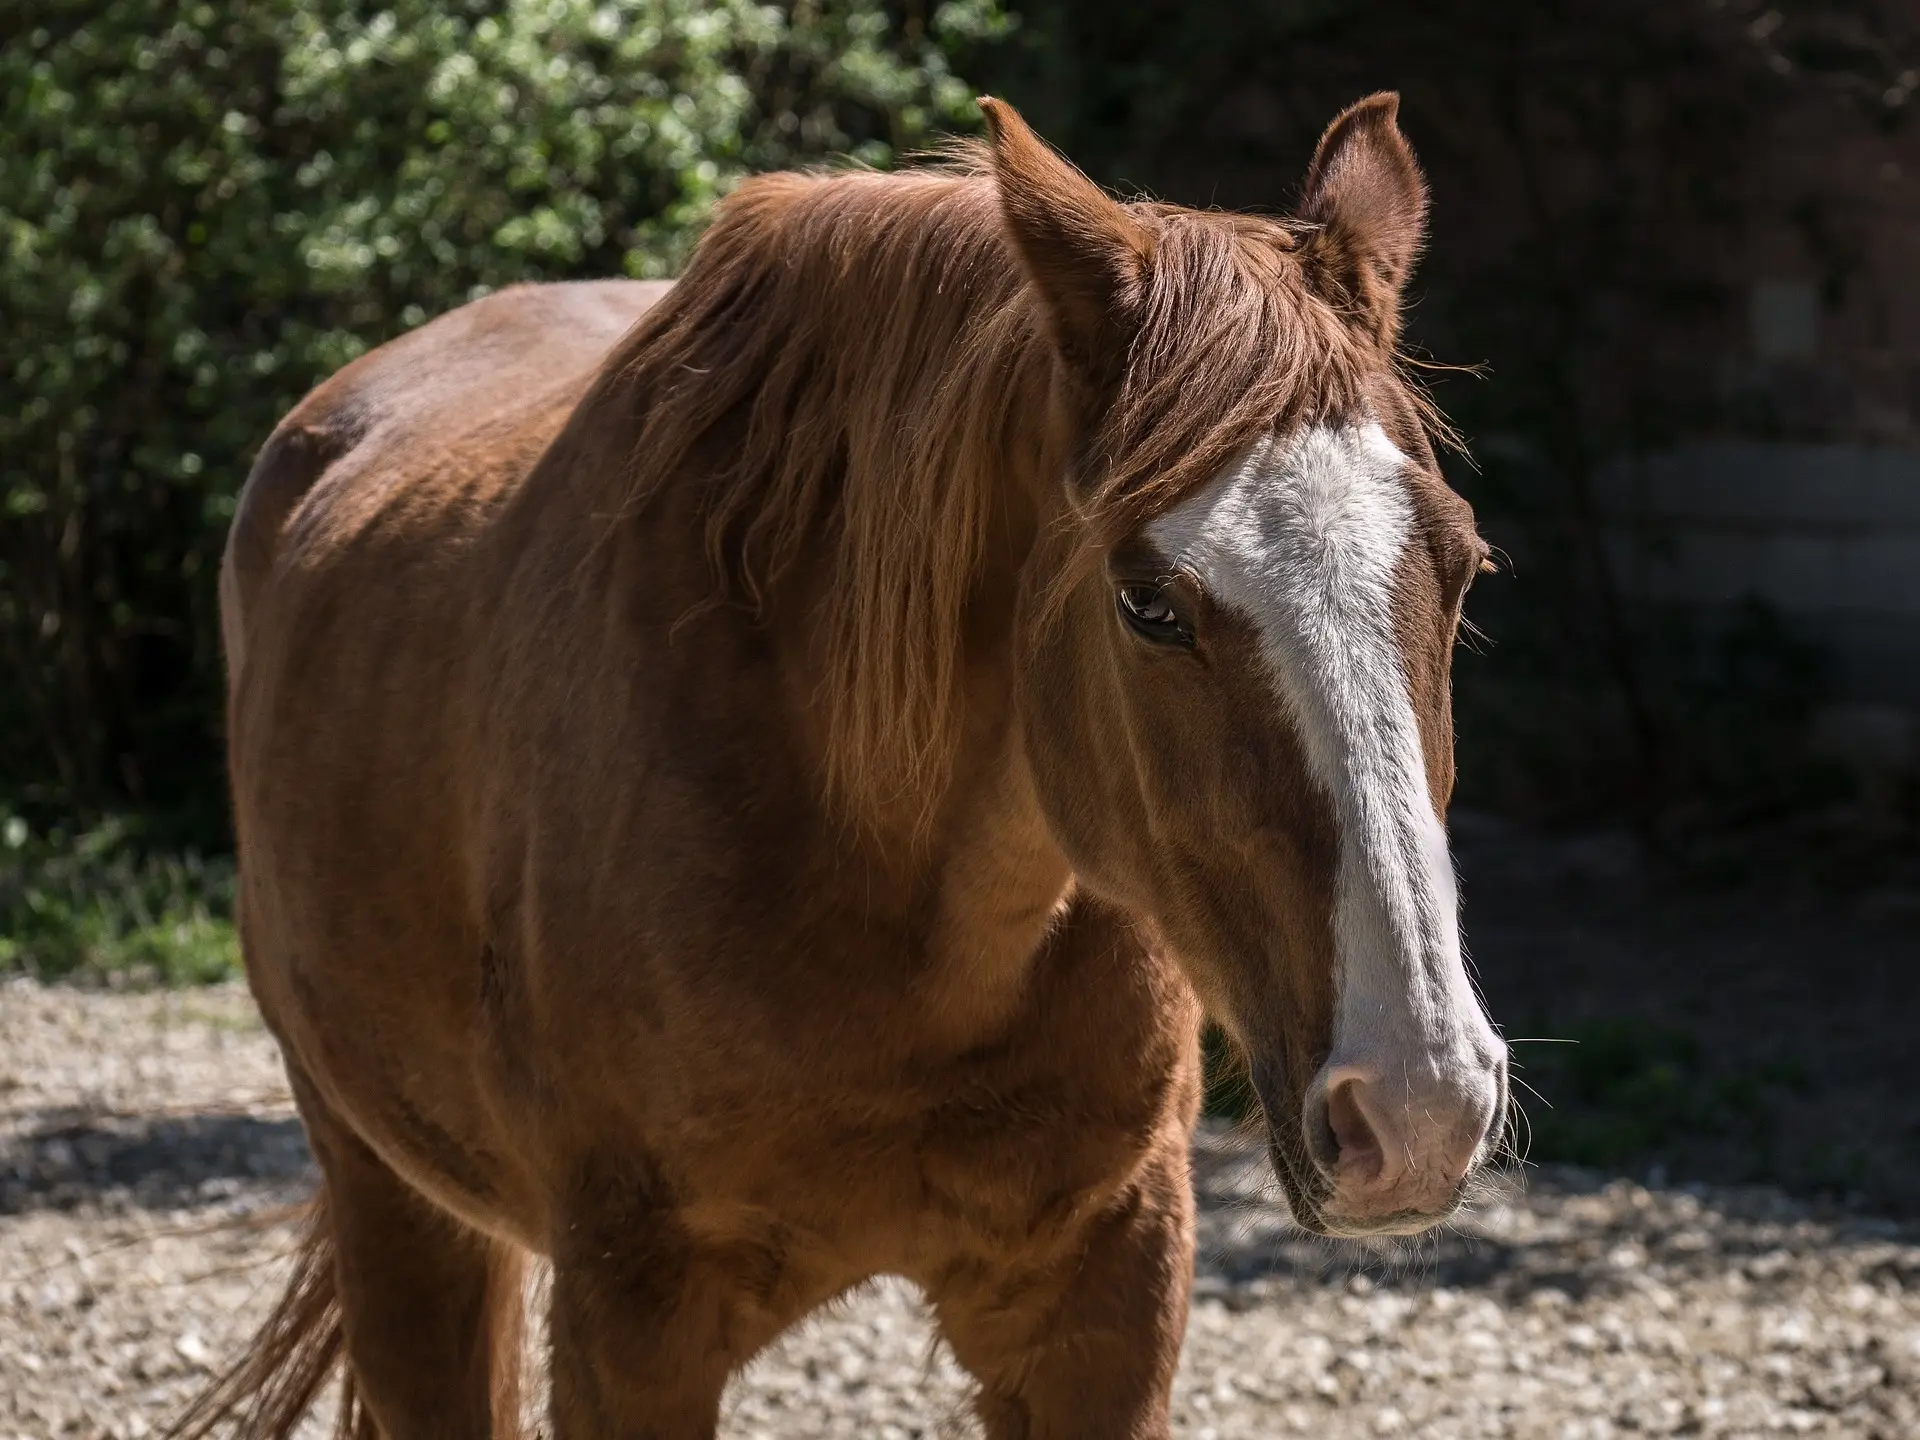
[0,0,1005,832]
[1518,1023,1706,1169]
[1514,1022,1814,1175]
[0,813,238,985]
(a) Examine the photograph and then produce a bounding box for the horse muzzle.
[1254,1044,1508,1238]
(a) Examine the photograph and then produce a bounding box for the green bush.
[1512,1020,1816,1177]
[0,812,239,984]
[1,0,1005,834]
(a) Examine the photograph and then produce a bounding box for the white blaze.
[1145,422,1499,1125]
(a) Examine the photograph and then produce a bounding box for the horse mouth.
[1263,1134,1466,1238]
[1251,1064,1472,1240]
[1263,1134,1336,1234]
[1247,1057,1332,1231]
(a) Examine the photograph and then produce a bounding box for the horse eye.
[1116,584,1187,644]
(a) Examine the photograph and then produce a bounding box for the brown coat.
[182,96,1501,1440]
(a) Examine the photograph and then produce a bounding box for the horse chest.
[657,960,1202,1281]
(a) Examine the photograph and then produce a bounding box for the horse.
[180,93,1508,1439]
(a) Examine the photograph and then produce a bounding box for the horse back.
[220,279,667,674]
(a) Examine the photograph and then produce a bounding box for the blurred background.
[3,1,1917,1207]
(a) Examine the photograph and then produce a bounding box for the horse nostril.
[1305,1092,1341,1172]
[1306,1075,1388,1186]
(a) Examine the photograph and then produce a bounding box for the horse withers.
[184,93,1507,1439]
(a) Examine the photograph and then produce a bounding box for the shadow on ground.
[8,1094,1917,1323]
[1190,1122,1919,1305]
[0,1109,313,1215]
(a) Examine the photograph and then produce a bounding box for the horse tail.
[164,1198,372,1440]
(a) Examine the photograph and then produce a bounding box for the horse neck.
[838,354,1083,1044]
[908,723,1077,1046]
[590,203,1088,1036]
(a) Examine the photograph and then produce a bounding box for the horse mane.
[610,147,1384,831]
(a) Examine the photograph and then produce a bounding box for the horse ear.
[1298,92,1428,348]
[979,97,1151,385]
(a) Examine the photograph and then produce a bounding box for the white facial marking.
[1146,423,1500,1166]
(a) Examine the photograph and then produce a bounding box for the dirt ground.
[4,971,1918,1439]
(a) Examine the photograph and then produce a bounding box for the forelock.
[1077,207,1412,551]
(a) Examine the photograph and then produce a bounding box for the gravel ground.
[4,978,1919,1439]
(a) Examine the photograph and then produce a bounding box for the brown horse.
[183,94,1507,1438]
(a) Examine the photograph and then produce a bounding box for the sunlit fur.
[1149,424,1505,1231]
[611,149,1379,832]
[185,93,1499,1440]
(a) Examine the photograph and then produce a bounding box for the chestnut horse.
[182,95,1507,1439]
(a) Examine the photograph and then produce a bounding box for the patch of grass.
[0,814,238,986]
[1800,1142,1871,1197]
[1516,1021,1702,1167]
[167,1001,264,1032]
[1512,1019,1813,1173]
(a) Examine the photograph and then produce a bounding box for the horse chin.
[1313,1199,1463,1239]
[1262,1135,1337,1235]
[1263,1140,1462,1238]
[1246,1058,1472,1241]
[1262,1128,1466,1239]
[1254,1097,1467,1240]
[1242,1057,1327,1227]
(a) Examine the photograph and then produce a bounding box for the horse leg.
[301,1092,526,1439]
[930,1143,1195,1440]
[545,1184,798,1440]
